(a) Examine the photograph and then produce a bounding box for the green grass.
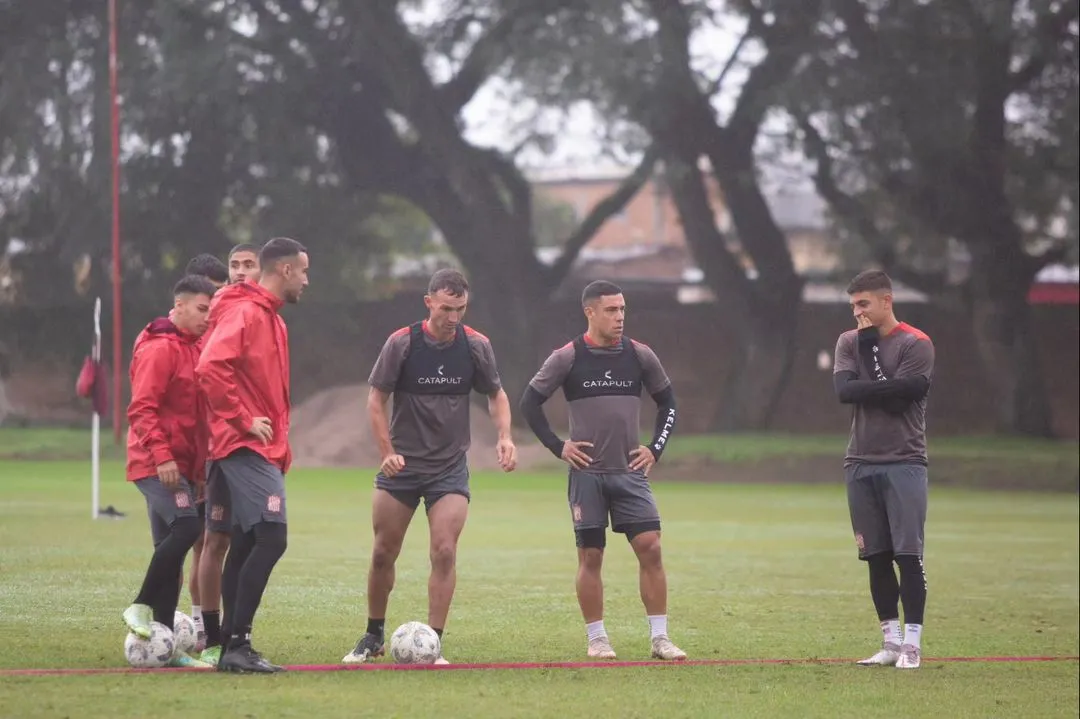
[0,459,1077,718]
[0,427,126,461]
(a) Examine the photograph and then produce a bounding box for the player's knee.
[371,540,401,570]
[577,546,604,573]
[429,541,457,572]
[171,516,202,548]
[893,554,926,587]
[253,521,288,559]
[205,531,230,557]
[628,530,662,566]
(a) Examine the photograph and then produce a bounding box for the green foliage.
[531,193,580,247]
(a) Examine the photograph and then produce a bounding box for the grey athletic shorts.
[215,449,287,533]
[846,462,928,559]
[375,454,470,513]
[137,476,199,547]
[568,469,661,534]
[204,460,233,534]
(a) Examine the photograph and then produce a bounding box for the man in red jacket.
[196,244,263,665]
[122,274,218,669]
[196,237,308,673]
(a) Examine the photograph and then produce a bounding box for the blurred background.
[0,0,1077,470]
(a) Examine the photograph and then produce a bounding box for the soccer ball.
[389,621,441,664]
[172,611,197,654]
[124,621,175,668]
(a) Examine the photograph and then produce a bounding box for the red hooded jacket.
[126,318,209,483]
[196,282,292,472]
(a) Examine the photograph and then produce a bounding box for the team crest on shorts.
[854,532,865,550]
[572,504,582,522]
[175,492,191,509]
[267,495,282,513]
[211,505,225,521]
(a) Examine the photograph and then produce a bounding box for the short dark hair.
[846,270,893,295]
[184,253,228,284]
[173,274,218,298]
[581,280,623,306]
[258,237,307,274]
[427,268,469,297]
[229,243,260,259]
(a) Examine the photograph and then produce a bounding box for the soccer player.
[176,252,227,649]
[196,237,308,673]
[122,274,219,669]
[184,253,229,289]
[227,243,260,284]
[519,280,685,661]
[196,243,263,664]
[833,270,935,670]
[342,269,517,665]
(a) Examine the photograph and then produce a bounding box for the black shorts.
[567,469,661,534]
[137,476,199,547]
[375,454,470,513]
[204,461,233,533]
[846,462,928,559]
[214,449,287,533]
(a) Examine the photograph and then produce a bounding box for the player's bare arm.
[487,387,517,472]
[367,385,405,477]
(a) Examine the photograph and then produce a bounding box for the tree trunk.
[966,244,1055,437]
[466,269,544,415]
[711,313,800,432]
[419,196,547,422]
[663,152,803,431]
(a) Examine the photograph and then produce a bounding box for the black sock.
[367,618,385,638]
[152,570,182,629]
[895,555,927,625]
[204,610,221,647]
[866,552,900,622]
[229,522,288,645]
[433,627,443,639]
[220,524,256,647]
[134,516,200,614]
[229,624,253,649]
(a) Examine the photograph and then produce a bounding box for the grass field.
[0,432,1078,718]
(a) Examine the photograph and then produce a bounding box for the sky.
[451,4,749,172]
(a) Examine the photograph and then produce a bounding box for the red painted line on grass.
[1,655,1076,677]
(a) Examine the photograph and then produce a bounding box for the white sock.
[903,624,922,649]
[881,619,902,646]
[585,620,607,642]
[192,605,204,632]
[647,614,668,640]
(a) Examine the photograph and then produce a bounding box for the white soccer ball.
[389,621,441,664]
[172,611,197,654]
[124,621,175,668]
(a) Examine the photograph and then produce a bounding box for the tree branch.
[1010,0,1080,90]
[726,0,824,143]
[438,0,563,113]
[797,113,948,295]
[705,29,752,98]
[541,144,661,291]
[478,147,532,226]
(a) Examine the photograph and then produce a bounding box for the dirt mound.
[288,383,553,471]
